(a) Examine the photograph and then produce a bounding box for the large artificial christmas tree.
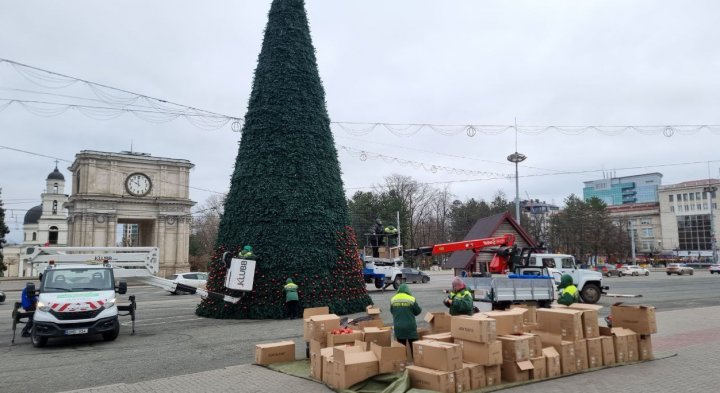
[197,0,372,319]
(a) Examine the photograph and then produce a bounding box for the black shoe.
[21,330,30,338]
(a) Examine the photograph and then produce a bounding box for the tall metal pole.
[507,152,526,223]
[629,220,637,264]
[704,186,717,263]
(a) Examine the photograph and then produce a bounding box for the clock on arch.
[125,173,152,196]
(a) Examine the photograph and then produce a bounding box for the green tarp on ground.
[267,352,676,393]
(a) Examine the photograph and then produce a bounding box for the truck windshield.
[42,268,114,292]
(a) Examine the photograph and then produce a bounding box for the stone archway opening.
[117,219,155,247]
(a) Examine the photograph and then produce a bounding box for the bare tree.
[189,194,225,271]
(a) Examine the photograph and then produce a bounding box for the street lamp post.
[507,152,527,223]
[703,186,717,263]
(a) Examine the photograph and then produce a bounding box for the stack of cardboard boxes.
[255,302,657,391]
[305,306,406,390]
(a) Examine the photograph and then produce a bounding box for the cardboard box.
[626,330,639,362]
[406,365,456,393]
[451,315,497,343]
[413,340,463,371]
[305,314,341,344]
[601,327,639,361]
[303,306,330,319]
[327,331,364,347]
[309,340,327,379]
[537,308,584,342]
[511,303,538,324]
[638,334,654,361]
[586,337,603,369]
[425,312,452,333]
[484,365,501,387]
[454,366,471,392]
[557,341,576,375]
[573,339,588,371]
[424,332,454,343]
[366,305,381,315]
[463,363,485,390]
[255,341,295,365]
[454,339,503,366]
[566,303,602,338]
[519,333,543,358]
[498,334,531,361]
[332,347,379,389]
[610,304,657,335]
[600,335,616,366]
[371,341,407,374]
[363,327,392,347]
[543,347,561,378]
[482,309,526,335]
[322,355,335,386]
[501,360,533,382]
[530,356,547,380]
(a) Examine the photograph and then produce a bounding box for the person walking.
[20,285,38,337]
[283,278,299,319]
[557,274,579,306]
[444,277,474,316]
[390,283,422,357]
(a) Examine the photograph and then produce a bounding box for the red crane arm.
[431,234,515,255]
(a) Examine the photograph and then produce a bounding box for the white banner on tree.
[225,258,256,291]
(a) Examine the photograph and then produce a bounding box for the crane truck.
[11,246,250,347]
[406,234,607,308]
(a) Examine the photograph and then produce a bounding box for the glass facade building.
[583,173,662,206]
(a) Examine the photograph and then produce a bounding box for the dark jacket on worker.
[447,287,474,316]
[390,284,422,340]
[557,274,579,306]
[284,278,299,303]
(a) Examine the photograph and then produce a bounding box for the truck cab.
[29,264,126,347]
[527,253,607,304]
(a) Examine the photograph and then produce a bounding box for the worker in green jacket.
[284,278,299,319]
[444,277,474,316]
[390,283,422,357]
[557,274,579,306]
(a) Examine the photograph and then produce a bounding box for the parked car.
[401,268,430,284]
[619,265,650,276]
[168,272,209,294]
[666,263,694,276]
[709,264,720,274]
[593,265,623,277]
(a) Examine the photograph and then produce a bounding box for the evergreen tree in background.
[197,0,372,319]
[0,189,10,276]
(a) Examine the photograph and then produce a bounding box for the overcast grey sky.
[1,0,719,244]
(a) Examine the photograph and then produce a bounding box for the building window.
[697,204,702,210]
[32,232,37,241]
[642,241,653,251]
[696,192,701,200]
[683,193,688,201]
[49,226,59,245]
[677,194,682,201]
[669,194,674,202]
[642,228,654,237]
[640,218,652,225]
[690,204,695,211]
[52,200,58,215]
[677,214,712,251]
[670,206,675,212]
[24,232,27,241]
[703,192,708,200]
[703,203,708,210]
[53,183,58,193]
[690,193,695,201]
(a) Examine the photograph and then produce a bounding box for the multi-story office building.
[607,202,662,258]
[658,179,720,260]
[583,173,663,206]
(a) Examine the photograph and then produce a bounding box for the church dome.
[24,205,43,224]
[47,166,65,181]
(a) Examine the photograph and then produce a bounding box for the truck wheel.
[580,284,601,304]
[374,278,383,289]
[666,272,671,276]
[422,276,429,284]
[102,320,120,341]
[31,326,48,348]
[645,271,650,276]
[0,292,5,303]
[392,276,402,290]
[689,270,694,276]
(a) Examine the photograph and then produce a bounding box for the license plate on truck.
[65,328,88,335]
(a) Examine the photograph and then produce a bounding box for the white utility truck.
[527,253,607,304]
[362,233,405,290]
[12,246,248,347]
